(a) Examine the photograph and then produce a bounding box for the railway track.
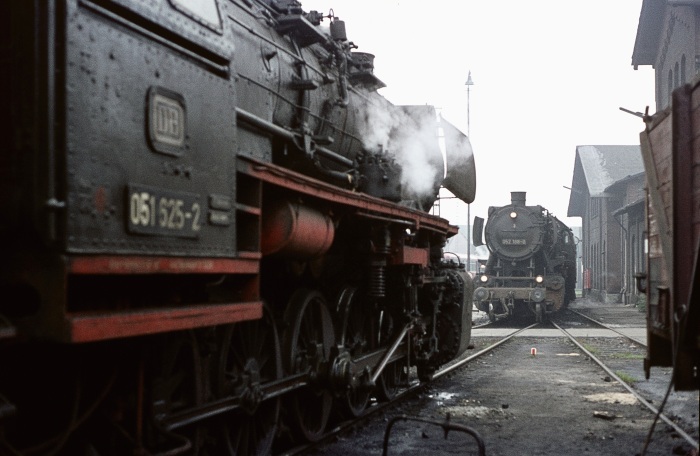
[567,308,647,346]
[551,309,698,454]
[292,306,698,455]
[279,323,537,455]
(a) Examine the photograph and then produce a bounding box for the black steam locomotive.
[473,192,577,322]
[0,0,477,454]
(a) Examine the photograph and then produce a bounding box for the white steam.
[358,99,444,202]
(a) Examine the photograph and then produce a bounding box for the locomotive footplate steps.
[59,255,263,342]
[66,302,263,342]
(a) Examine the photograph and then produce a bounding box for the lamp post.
[465,71,474,272]
[465,71,474,136]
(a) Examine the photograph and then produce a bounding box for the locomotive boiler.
[0,0,477,454]
[472,192,577,322]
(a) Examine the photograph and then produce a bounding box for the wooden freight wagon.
[639,76,700,390]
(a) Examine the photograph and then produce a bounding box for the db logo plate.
[147,87,186,156]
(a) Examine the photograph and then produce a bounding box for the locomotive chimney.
[511,191,526,206]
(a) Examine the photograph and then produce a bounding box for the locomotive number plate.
[127,184,202,238]
[502,239,526,245]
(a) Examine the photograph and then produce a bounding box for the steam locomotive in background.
[472,192,577,322]
[0,0,477,454]
[637,77,700,394]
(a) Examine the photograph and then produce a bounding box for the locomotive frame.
[0,0,478,453]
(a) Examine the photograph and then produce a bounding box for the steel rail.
[551,321,699,450]
[568,308,647,347]
[434,322,539,379]
[279,322,537,455]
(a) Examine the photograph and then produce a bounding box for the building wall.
[604,174,647,305]
[614,205,647,306]
[582,194,626,303]
[571,226,583,293]
[626,207,646,305]
[624,176,646,203]
[581,192,592,296]
[583,195,607,301]
[655,7,698,110]
[604,197,623,302]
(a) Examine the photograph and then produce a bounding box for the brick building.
[567,145,644,303]
[604,172,646,305]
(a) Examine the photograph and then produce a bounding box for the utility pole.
[465,71,474,272]
[466,71,474,136]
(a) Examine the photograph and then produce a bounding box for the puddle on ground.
[430,392,459,406]
[441,404,510,419]
[433,392,457,401]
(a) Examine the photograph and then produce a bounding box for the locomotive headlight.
[535,275,544,284]
[510,211,517,219]
[480,274,489,283]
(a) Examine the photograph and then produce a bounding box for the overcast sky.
[301,0,656,228]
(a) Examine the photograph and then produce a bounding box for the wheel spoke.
[147,332,204,451]
[283,289,335,442]
[334,286,374,417]
[218,305,281,455]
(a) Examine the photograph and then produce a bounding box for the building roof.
[567,145,644,217]
[603,171,645,193]
[612,198,645,217]
[632,0,665,68]
[632,0,700,68]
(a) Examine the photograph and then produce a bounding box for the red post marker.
[531,347,537,356]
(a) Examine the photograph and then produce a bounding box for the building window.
[602,241,606,291]
[675,62,680,88]
[682,55,687,84]
[668,68,673,100]
[593,244,597,289]
[591,198,600,218]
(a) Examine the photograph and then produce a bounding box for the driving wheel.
[375,309,408,401]
[336,286,374,417]
[217,305,281,455]
[148,331,204,453]
[283,288,335,442]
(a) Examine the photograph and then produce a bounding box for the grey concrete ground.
[311,297,699,455]
[472,296,646,343]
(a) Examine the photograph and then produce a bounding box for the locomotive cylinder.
[261,200,334,259]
